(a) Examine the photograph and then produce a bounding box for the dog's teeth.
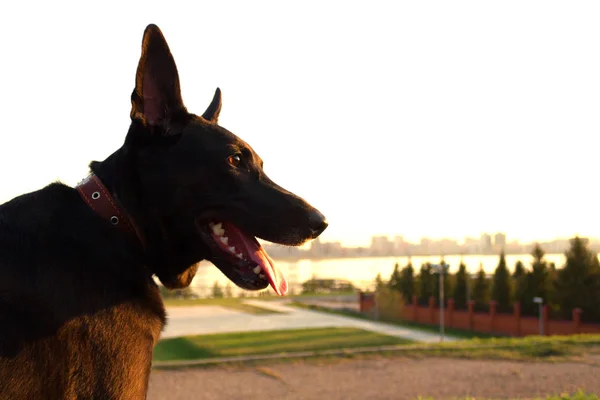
[259,273,266,279]
[228,246,236,253]
[211,223,225,236]
[253,266,262,274]
[236,253,244,259]
[220,237,229,245]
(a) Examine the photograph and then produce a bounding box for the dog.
[0,24,327,399]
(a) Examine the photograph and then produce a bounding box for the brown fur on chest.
[0,302,164,400]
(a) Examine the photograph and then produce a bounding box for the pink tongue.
[218,222,288,296]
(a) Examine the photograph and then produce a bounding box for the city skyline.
[311,231,597,250]
[265,232,600,260]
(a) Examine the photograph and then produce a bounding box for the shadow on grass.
[153,337,218,361]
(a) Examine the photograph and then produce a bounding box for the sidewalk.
[162,300,459,343]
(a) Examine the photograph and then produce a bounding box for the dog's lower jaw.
[156,263,199,289]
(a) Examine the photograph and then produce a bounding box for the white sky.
[1,1,599,247]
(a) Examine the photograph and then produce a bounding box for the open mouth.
[200,221,288,296]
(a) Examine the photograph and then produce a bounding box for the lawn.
[153,327,413,362]
[153,331,600,364]
[162,297,280,314]
[394,334,600,361]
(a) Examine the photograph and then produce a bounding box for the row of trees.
[377,236,600,323]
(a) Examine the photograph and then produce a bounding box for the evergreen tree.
[513,260,526,279]
[375,273,385,292]
[389,263,401,292]
[453,262,469,310]
[224,283,233,298]
[491,251,512,313]
[555,237,600,322]
[399,261,416,304]
[522,244,553,315]
[512,260,528,305]
[417,263,434,305]
[212,281,224,298]
[472,263,490,312]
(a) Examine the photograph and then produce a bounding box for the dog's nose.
[308,209,328,237]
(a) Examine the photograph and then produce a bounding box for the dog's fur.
[0,24,327,399]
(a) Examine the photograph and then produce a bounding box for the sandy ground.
[148,355,600,399]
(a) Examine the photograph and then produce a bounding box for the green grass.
[415,390,600,399]
[290,301,498,339]
[153,327,413,361]
[391,334,600,362]
[162,297,280,314]
[152,329,600,369]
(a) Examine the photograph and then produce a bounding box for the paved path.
[162,300,459,343]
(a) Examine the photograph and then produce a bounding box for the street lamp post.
[431,264,445,342]
[533,297,544,335]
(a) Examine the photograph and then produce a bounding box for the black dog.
[0,24,327,399]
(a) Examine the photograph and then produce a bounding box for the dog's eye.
[227,155,242,167]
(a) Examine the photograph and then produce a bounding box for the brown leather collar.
[76,174,137,238]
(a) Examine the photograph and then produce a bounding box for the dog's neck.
[87,150,148,251]
[87,147,205,288]
[76,174,138,238]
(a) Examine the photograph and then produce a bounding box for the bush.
[159,285,198,300]
[374,285,404,321]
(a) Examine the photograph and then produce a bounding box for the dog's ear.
[130,24,186,126]
[201,88,222,123]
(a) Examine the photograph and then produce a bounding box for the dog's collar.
[76,174,137,238]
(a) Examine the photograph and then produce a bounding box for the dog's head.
[94,25,327,296]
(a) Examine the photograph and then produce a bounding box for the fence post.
[572,308,582,334]
[412,295,418,322]
[468,300,475,331]
[514,302,521,337]
[489,300,497,333]
[429,296,436,324]
[359,291,365,312]
[448,298,455,328]
[542,305,549,336]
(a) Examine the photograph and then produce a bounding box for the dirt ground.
[148,355,600,400]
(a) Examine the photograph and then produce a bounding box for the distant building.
[321,241,343,257]
[371,235,393,256]
[480,233,492,253]
[463,237,479,253]
[494,232,507,248]
[438,238,460,255]
[310,238,323,256]
[419,237,433,255]
[394,235,407,255]
[504,240,522,254]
